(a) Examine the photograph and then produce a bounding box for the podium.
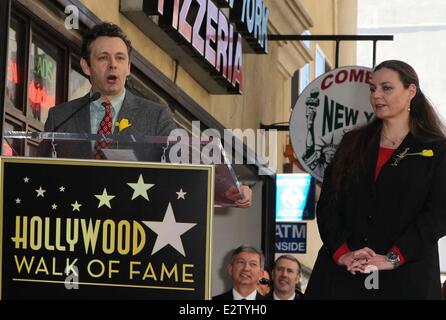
[0,132,243,299]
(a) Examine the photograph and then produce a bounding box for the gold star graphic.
[176,189,187,200]
[127,174,154,201]
[36,187,46,197]
[95,188,115,208]
[71,201,82,212]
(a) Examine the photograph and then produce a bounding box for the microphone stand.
[51,92,101,158]
[51,133,57,158]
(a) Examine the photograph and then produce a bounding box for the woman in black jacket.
[305,60,446,299]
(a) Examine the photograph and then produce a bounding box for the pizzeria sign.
[120,0,269,94]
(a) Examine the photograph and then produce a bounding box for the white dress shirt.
[273,291,296,300]
[232,288,258,300]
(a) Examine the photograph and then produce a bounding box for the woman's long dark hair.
[330,60,446,195]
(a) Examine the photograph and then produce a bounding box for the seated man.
[213,245,268,300]
[257,268,272,297]
[270,254,303,300]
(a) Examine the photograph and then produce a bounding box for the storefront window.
[5,18,23,111]
[315,46,326,78]
[69,66,91,100]
[299,64,310,94]
[27,33,61,124]
[302,30,311,49]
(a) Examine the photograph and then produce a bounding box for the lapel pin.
[391,148,433,167]
[115,118,132,133]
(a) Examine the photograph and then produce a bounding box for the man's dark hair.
[82,22,132,65]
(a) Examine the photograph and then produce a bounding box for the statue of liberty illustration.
[302,88,320,170]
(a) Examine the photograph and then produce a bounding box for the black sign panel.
[0,158,213,299]
[120,0,268,94]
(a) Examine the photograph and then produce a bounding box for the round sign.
[289,66,374,182]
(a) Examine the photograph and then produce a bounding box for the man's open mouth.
[106,75,118,83]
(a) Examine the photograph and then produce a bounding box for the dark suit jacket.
[213,290,269,300]
[40,91,177,161]
[305,131,446,300]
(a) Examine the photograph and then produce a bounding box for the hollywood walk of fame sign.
[0,157,214,299]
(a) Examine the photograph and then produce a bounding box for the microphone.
[52,92,101,132]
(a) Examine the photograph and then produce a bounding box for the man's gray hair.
[230,244,265,269]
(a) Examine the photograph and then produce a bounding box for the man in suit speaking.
[42,22,252,207]
[42,22,176,160]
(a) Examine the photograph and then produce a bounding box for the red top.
[375,147,394,180]
[332,243,350,264]
[331,147,406,266]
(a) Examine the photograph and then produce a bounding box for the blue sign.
[275,222,306,254]
[275,173,315,221]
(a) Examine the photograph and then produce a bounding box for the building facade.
[0,0,357,296]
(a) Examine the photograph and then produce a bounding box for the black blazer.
[213,290,268,300]
[305,131,446,299]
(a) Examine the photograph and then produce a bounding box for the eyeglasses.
[259,278,271,286]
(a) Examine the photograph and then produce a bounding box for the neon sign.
[2,142,14,156]
[35,56,55,82]
[7,58,18,84]
[28,80,55,109]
